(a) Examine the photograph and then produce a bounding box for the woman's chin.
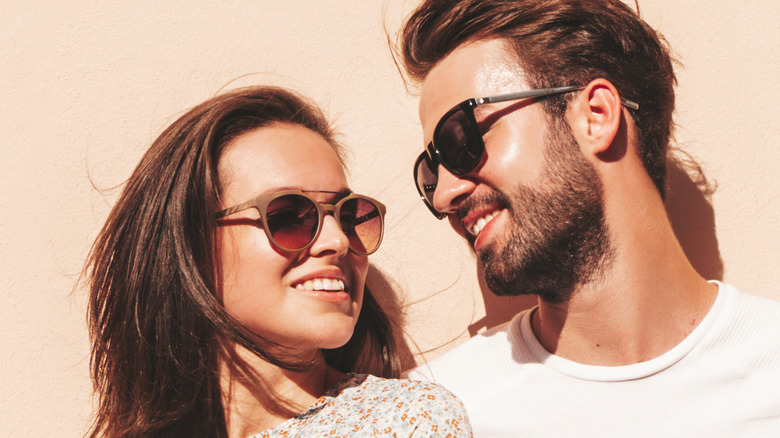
[318,331,358,350]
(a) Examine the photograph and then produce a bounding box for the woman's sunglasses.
[413,85,639,219]
[216,190,386,255]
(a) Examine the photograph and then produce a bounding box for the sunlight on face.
[217,123,368,353]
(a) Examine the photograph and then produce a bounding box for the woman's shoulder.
[330,373,472,436]
[340,373,463,401]
[254,374,472,438]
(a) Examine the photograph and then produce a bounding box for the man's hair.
[85,86,401,437]
[399,0,676,194]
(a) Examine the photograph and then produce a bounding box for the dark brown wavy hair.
[85,86,401,437]
[398,0,676,195]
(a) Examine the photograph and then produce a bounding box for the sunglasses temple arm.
[477,86,585,105]
[620,98,640,110]
[215,200,256,219]
[478,86,639,110]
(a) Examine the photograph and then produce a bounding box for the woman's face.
[217,123,367,352]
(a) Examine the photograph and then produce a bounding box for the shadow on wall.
[467,149,724,336]
[665,148,723,281]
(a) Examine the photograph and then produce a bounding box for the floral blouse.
[249,374,472,437]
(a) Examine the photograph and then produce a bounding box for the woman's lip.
[292,289,352,303]
[290,267,348,291]
[294,278,346,292]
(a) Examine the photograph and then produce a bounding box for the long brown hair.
[398,0,677,195]
[85,86,400,437]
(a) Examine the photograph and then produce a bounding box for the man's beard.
[474,119,613,303]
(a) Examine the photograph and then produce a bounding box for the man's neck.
[530,184,718,365]
[532,278,717,366]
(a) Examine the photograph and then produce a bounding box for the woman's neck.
[219,344,345,438]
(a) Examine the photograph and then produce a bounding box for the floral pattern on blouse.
[249,373,472,437]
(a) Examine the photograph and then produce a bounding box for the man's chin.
[480,246,575,302]
[484,270,572,302]
[479,244,519,296]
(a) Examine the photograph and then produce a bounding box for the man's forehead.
[418,38,530,128]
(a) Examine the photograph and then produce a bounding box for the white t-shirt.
[409,283,780,437]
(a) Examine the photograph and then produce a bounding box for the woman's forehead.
[218,124,348,200]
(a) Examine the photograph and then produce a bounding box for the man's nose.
[432,165,477,215]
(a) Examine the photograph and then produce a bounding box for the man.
[400,0,780,436]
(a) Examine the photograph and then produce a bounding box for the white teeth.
[470,211,498,236]
[294,278,345,292]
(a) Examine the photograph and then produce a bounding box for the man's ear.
[566,79,623,159]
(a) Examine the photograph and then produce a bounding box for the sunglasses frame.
[216,190,386,255]
[414,85,639,219]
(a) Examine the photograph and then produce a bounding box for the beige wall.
[2,1,778,435]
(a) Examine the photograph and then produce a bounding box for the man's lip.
[472,210,502,252]
[462,204,504,236]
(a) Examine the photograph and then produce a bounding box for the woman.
[85,86,471,437]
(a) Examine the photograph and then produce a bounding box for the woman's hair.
[399,0,676,196]
[85,85,401,437]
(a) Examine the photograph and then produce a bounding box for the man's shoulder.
[729,282,780,304]
[718,282,780,324]
[716,282,780,340]
[693,282,780,372]
[410,317,513,376]
[407,309,535,403]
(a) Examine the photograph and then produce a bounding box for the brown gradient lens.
[340,197,383,255]
[265,194,320,251]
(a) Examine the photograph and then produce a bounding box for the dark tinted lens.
[265,194,319,250]
[339,198,382,254]
[414,154,438,208]
[435,107,483,174]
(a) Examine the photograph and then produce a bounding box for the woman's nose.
[309,214,350,257]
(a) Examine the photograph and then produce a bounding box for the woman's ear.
[566,79,623,159]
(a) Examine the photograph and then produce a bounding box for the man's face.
[419,39,612,301]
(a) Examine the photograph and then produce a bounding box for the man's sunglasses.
[216,190,386,255]
[413,85,640,219]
